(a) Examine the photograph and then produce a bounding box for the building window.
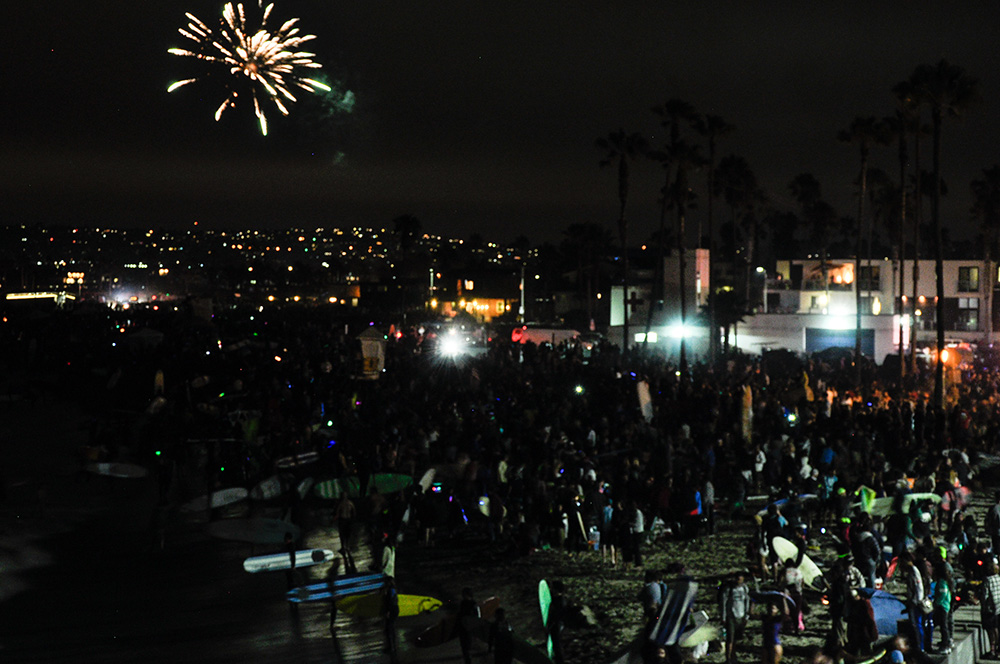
[956,297,979,331]
[958,266,979,292]
[858,265,881,291]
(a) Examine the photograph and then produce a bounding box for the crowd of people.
[47,304,1000,664]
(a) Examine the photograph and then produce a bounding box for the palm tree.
[894,80,934,375]
[716,156,761,296]
[882,110,911,384]
[561,222,615,325]
[668,139,705,380]
[971,165,1000,344]
[648,100,699,352]
[789,173,837,305]
[695,114,735,362]
[908,60,981,414]
[838,116,891,388]
[596,129,648,350]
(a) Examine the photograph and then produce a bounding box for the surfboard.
[275,451,320,470]
[180,487,249,513]
[772,536,825,590]
[677,609,720,647]
[368,473,413,495]
[205,518,300,544]
[337,593,443,618]
[415,596,501,647]
[419,468,436,492]
[313,477,361,500]
[288,578,386,603]
[861,588,906,637]
[539,580,553,658]
[755,494,818,521]
[751,590,796,609]
[249,475,289,501]
[902,492,943,513]
[651,579,698,646]
[243,548,334,573]
[85,462,148,479]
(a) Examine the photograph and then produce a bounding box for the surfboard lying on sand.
[314,473,415,500]
[86,462,148,479]
[243,548,334,573]
[275,451,319,469]
[249,475,290,501]
[415,596,500,647]
[205,518,299,544]
[180,487,249,513]
[772,536,825,590]
[338,593,443,618]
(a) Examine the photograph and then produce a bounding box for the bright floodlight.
[440,335,464,357]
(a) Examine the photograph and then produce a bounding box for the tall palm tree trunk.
[898,133,908,387]
[645,175,671,348]
[855,149,869,389]
[910,139,922,375]
[678,207,688,380]
[707,151,718,363]
[932,109,946,421]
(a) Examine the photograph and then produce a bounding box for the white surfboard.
[772,536,824,589]
[275,451,319,469]
[243,548,334,573]
[250,475,288,501]
[419,468,436,492]
[180,487,248,513]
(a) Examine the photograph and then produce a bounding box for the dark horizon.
[4,2,999,244]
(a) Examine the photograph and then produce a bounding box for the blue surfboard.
[287,574,387,603]
[860,588,906,637]
[650,579,698,646]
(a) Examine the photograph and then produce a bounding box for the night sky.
[3,1,999,245]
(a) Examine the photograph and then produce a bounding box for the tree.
[596,129,648,350]
[695,114,735,362]
[908,60,981,414]
[838,116,891,388]
[716,155,764,303]
[648,100,699,357]
[667,138,705,380]
[789,173,837,306]
[560,222,614,325]
[971,165,1000,344]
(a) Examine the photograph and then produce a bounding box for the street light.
[756,266,768,313]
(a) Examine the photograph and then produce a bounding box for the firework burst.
[167,1,331,136]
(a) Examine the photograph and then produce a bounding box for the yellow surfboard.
[336,592,443,618]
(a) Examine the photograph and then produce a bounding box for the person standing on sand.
[548,580,567,664]
[457,587,481,664]
[335,493,357,571]
[718,570,750,664]
[382,576,400,664]
[761,600,786,664]
[487,607,514,664]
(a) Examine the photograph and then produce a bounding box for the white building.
[610,253,995,363]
